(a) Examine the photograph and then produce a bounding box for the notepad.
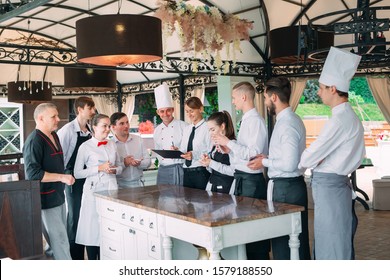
[152,149,184,159]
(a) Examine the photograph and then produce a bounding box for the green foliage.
[295,104,331,117]
[350,77,374,103]
[203,88,219,118]
[303,79,321,104]
[134,93,158,123]
[348,91,365,105]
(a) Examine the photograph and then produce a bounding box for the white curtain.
[122,94,135,120]
[92,95,117,117]
[366,76,390,124]
[290,77,309,111]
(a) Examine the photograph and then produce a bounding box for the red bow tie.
[97,141,108,147]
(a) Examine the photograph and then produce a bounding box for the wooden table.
[95,185,304,260]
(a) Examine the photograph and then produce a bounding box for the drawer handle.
[108,227,115,232]
[107,207,114,212]
[129,229,136,234]
[151,245,156,252]
[109,246,116,252]
[139,219,144,225]
[130,216,134,222]
[149,222,154,229]
[121,213,126,219]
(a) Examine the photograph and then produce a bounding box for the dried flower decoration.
[138,120,155,134]
[155,0,253,74]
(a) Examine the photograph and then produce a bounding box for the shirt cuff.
[262,158,269,168]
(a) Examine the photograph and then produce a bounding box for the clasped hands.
[99,161,117,174]
[247,154,267,170]
[124,156,143,167]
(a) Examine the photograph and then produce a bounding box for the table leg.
[356,187,370,201]
[237,244,247,260]
[356,196,370,210]
[208,250,221,260]
[162,236,173,260]
[288,233,300,260]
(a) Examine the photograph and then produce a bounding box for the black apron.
[209,146,234,194]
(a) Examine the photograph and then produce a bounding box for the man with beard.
[247,77,310,260]
[58,96,95,259]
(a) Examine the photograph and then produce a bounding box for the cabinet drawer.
[148,235,161,259]
[122,206,158,235]
[101,237,122,259]
[101,217,122,240]
[98,199,124,222]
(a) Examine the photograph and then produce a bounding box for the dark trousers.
[270,176,311,260]
[65,178,85,260]
[183,167,210,190]
[234,171,270,260]
[86,246,100,260]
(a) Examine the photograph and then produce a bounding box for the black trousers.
[86,246,100,260]
[270,176,311,260]
[65,178,85,260]
[234,171,270,260]
[183,167,210,190]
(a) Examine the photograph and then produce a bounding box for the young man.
[153,83,188,185]
[57,96,95,260]
[247,77,311,260]
[212,81,269,259]
[24,103,75,260]
[110,112,151,188]
[299,47,364,260]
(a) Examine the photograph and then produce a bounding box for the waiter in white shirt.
[212,81,269,260]
[299,47,365,260]
[57,96,95,260]
[153,83,188,185]
[110,112,151,188]
[247,77,310,260]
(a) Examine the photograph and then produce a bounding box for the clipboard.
[152,149,184,159]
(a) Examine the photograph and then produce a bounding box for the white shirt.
[180,119,211,168]
[262,107,306,178]
[112,134,151,186]
[299,102,365,175]
[57,118,91,167]
[153,119,188,166]
[227,108,268,173]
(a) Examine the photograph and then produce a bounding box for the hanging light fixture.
[76,14,163,66]
[64,68,117,92]
[7,81,52,103]
[6,19,52,103]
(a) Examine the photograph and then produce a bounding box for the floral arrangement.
[377,130,390,141]
[155,0,253,73]
[138,120,154,134]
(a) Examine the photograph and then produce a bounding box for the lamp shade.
[76,14,163,66]
[7,81,52,103]
[270,25,334,63]
[64,68,117,92]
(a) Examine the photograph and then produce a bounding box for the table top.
[95,185,304,227]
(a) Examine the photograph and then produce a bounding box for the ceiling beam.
[0,0,53,23]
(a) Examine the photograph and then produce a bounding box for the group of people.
[23,46,365,260]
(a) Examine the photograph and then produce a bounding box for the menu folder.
[152,149,184,159]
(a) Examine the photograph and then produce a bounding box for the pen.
[171,141,174,146]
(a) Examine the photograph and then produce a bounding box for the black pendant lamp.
[7,81,52,103]
[76,14,163,66]
[64,68,117,92]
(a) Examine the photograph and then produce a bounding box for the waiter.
[57,96,95,260]
[247,77,311,260]
[153,83,188,185]
[299,47,365,260]
[212,81,269,259]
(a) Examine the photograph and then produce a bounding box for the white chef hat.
[154,83,173,109]
[319,46,361,93]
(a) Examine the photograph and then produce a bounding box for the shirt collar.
[112,133,133,143]
[276,106,292,122]
[193,119,205,129]
[332,102,349,115]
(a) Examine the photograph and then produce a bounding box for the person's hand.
[211,134,230,146]
[199,153,211,167]
[247,154,267,170]
[62,174,75,185]
[125,156,142,167]
[181,151,192,161]
[99,161,112,172]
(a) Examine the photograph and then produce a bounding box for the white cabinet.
[97,198,162,260]
[0,100,23,155]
